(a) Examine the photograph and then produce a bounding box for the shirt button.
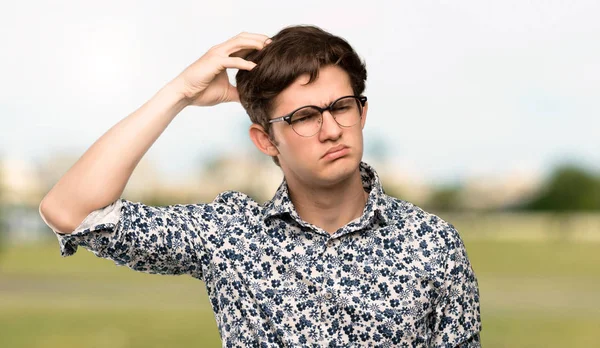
[324,292,333,300]
[326,240,333,247]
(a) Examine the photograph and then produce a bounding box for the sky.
[1,0,598,184]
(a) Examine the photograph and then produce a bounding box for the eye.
[331,99,355,112]
[332,105,351,112]
[292,116,310,124]
[291,108,320,124]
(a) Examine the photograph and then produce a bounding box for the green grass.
[464,240,600,348]
[465,239,600,278]
[481,311,600,348]
[2,308,221,348]
[1,239,599,347]
[0,242,221,347]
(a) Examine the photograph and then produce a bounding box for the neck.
[286,167,368,235]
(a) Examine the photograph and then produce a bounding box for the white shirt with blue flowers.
[54,162,482,347]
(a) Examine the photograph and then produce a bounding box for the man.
[40,25,481,347]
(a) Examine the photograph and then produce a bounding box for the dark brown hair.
[236,24,367,142]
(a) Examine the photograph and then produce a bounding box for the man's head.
[236,25,368,187]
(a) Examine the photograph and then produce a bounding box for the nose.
[318,110,342,142]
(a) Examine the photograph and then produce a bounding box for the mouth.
[322,144,350,160]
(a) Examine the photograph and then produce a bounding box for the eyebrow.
[298,97,342,109]
[274,94,354,118]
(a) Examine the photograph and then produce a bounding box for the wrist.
[164,77,193,107]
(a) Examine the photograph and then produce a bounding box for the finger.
[231,48,256,59]
[230,38,272,58]
[218,35,272,57]
[219,56,257,71]
[233,32,272,44]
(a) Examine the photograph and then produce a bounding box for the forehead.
[271,65,354,115]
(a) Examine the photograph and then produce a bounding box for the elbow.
[39,198,79,234]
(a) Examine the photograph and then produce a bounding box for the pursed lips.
[322,144,349,158]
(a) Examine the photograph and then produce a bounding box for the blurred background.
[1,0,599,347]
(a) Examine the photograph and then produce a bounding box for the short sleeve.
[429,226,482,347]
[50,197,242,280]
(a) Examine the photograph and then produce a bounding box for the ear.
[249,124,280,157]
[360,101,368,129]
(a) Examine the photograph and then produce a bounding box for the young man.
[40,25,481,347]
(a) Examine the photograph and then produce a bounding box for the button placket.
[320,239,335,321]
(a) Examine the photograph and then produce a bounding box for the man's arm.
[429,225,482,347]
[39,81,187,234]
[39,33,271,234]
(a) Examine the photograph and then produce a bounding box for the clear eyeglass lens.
[291,107,322,136]
[331,97,361,127]
[290,97,362,136]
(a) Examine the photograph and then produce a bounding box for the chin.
[281,153,361,187]
[317,156,360,184]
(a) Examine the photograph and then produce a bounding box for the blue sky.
[1,0,598,183]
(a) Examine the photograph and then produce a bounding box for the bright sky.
[1,0,598,183]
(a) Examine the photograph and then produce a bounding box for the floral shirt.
[54,162,481,347]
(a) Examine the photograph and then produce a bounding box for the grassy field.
[1,238,599,348]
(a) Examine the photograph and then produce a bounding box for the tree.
[425,185,464,212]
[524,164,600,211]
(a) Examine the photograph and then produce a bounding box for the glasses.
[268,95,367,137]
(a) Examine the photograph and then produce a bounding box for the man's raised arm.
[39,33,271,234]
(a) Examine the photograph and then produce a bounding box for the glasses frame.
[268,95,368,137]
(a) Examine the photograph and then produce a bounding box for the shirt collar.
[262,162,390,227]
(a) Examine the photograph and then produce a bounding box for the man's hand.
[173,32,271,107]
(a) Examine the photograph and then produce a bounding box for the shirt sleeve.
[429,225,482,347]
[50,197,240,280]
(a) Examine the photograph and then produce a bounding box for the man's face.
[269,65,368,188]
